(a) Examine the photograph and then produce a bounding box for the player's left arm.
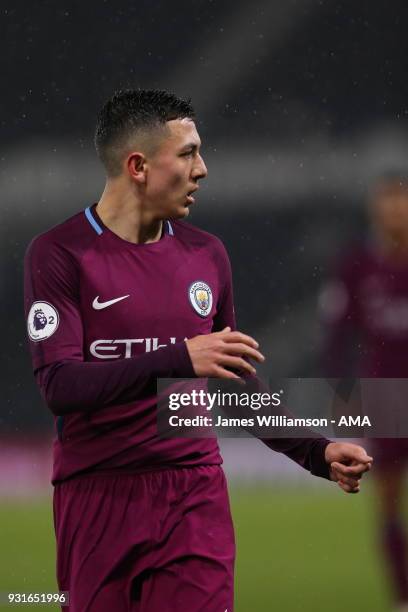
[211,239,373,491]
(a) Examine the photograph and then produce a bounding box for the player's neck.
[96,182,163,245]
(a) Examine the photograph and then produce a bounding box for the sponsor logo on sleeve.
[188,281,213,317]
[27,301,59,341]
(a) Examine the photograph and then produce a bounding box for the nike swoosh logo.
[92,295,130,310]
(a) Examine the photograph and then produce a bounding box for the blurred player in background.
[25,89,372,612]
[320,173,408,611]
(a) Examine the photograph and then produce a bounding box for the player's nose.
[192,154,208,181]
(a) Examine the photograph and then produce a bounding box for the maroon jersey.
[320,242,408,377]
[25,205,233,482]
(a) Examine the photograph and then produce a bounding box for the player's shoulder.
[171,219,228,255]
[26,207,97,262]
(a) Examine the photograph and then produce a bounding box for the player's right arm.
[25,236,262,416]
[37,329,264,416]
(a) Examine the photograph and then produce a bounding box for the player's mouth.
[186,186,199,204]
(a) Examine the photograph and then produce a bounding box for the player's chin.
[169,204,191,220]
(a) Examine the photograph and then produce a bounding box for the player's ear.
[126,152,147,184]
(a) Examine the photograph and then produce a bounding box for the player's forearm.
[262,437,331,479]
[230,375,331,479]
[36,342,195,416]
[208,374,331,479]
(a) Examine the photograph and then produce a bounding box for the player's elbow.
[41,378,93,415]
[37,363,82,416]
[41,387,71,416]
[48,399,70,417]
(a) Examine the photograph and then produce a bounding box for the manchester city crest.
[189,281,213,317]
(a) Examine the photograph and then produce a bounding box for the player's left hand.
[324,442,373,494]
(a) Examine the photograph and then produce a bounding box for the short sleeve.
[212,239,236,332]
[24,236,84,370]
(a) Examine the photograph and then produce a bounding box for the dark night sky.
[3,0,408,146]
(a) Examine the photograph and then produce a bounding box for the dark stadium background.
[2,1,408,610]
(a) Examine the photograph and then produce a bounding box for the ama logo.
[27,301,59,341]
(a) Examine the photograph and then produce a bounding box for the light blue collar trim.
[85,206,103,235]
[85,207,172,238]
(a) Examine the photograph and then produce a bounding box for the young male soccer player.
[25,89,372,611]
[320,173,408,612]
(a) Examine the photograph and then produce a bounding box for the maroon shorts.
[53,466,235,612]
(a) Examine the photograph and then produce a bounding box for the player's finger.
[334,461,371,476]
[331,461,371,476]
[344,447,373,465]
[352,461,372,474]
[332,472,361,487]
[222,331,260,349]
[217,327,232,334]
[219,355,257,376]
[221,342,265,363]
[331,465,360,483]
[212,365,241,380]
[338,480,360,494]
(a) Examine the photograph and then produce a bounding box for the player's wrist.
[310,438,332,480]
[169,341,196,378]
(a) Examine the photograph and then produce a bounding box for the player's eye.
[180,150,194,157]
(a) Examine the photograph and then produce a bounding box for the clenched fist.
[325,442,373,493]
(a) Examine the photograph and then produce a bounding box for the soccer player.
[25,89,372,612]
[320,173,408,611]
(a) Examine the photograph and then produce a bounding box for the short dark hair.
[95,89,195,176]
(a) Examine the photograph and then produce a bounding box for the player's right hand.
[185,326,265,379]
